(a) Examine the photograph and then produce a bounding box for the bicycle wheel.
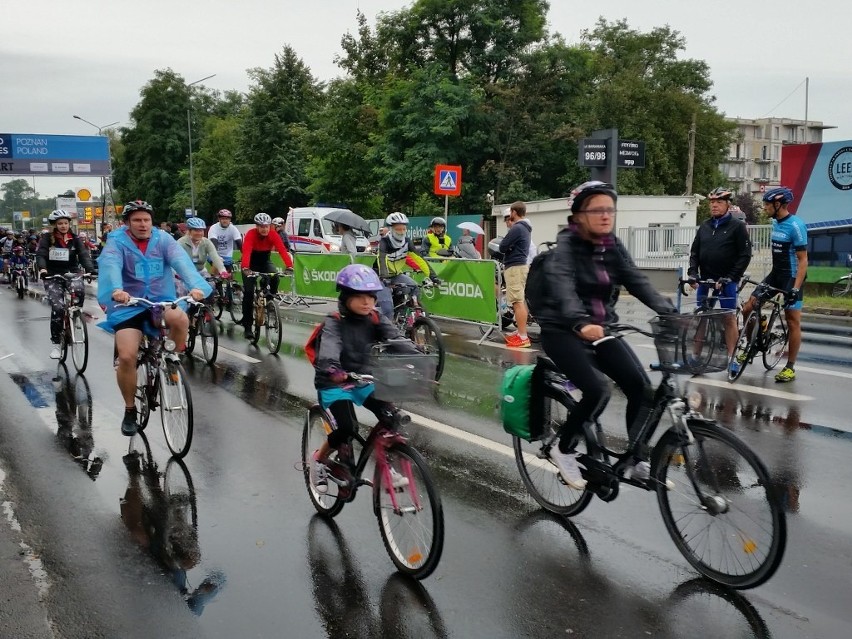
[652,421,786,589]
[164,458,198,530]
[301,408,345,517]
[264,300,282,354]
[831,276,852,298]
[374,442,444,579]
[214,282,224,319]
[69,309,88,373]
[513,393,594,516]
[762,311,788,370]
[681,312,720,373]
[198,308,219,365]
[728,311,759,382]
[135,362,152,429]
[158,361,194,458]
[228,282,244,324]
[17,274,26,299]
[411,316,445,381]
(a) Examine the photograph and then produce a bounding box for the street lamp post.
[72,115,119,229]
[186,74,216,218]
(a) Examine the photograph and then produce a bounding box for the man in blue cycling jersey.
[737,187,807,382]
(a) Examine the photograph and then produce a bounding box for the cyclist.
[687,187,752,363]
[499,201,532,348]
[7,245,28,288]
[376,212,440,321]
[271,217,292,252]
[308,264,419,493]
[420,217,453,258]
[533,181,678,489]
[97,200,212,436]
[0,229,15,278]
[207,209,242,272]
[177,217,229,285]
[737,186,807,382]
[37,210,95,359]
[240,212,294,340]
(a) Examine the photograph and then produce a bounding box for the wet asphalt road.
[0,288,851,638]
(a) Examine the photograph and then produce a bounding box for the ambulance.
[284,206,375,253]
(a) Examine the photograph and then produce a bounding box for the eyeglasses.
[580,207,616,216]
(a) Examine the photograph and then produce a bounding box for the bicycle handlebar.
[740,277,787,296]
[117,296,202,309]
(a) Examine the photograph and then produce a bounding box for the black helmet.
[567,181,618,213]
[122,200,154,219]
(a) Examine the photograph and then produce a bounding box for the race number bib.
[134,261,164,279]
[49,247,70,261]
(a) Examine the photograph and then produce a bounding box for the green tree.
[1,179,36,218]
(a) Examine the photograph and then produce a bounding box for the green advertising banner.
[293,253,354,298]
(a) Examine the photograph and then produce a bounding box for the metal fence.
[617,225,773,279]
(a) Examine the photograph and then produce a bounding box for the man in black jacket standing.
[687,187,752,361]
[498,201,532,347]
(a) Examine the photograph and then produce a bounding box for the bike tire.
[831,276,852,298]
[264,300,282,354]
[301,408,346,518]
[17,275,25,299]
[682,311,721,373]
[164,458,198,530]
[374,442,444,579]
[69,309,88,373]
[199,308,219,365]
[411,316,445,381]
[159,361,194,458]
[728,311,759,382]
[135,362,152,429]
[652,420,786,589]
[513,393,595,516]
[214,282,224,319]
[762,311,788,371]
[228,282,244,324]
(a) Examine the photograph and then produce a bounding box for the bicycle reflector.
[164,338,177,352]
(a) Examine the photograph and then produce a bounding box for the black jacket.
[314,306,419,389]
[688,214,752,281]
[534,227,676,331]
[498,219,531,268]
[36,232,94,276]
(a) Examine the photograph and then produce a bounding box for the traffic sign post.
[434,164,462,216]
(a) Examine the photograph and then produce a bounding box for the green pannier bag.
[501,363,545,441]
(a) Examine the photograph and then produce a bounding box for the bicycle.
[214,263,245,323]
[43,272,90,373]
[511,313,786,589]
[831,254,852,298]
[301,368,444,580]
[727,278,790,382]
[243,271,283,354]
[122,296,198,459]
[185,284,219,365]
[11,262,28,299]
[391,281,446,381]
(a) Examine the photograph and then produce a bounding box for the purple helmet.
[336,264,382,294]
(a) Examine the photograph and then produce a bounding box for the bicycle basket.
[368,348,438,402]
[650,311,732,375]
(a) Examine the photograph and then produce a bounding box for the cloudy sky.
[2,0,850,198]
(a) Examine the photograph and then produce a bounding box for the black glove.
[784,287,801,305]
[381,278,392,287]
[430,275,442,285]
[39,270,48,280]
[717,277,732,286]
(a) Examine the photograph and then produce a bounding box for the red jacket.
[241,228,293,270]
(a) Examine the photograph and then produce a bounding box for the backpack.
[304,311,381,366]
[524,248,555,318]
[501,363,545,441]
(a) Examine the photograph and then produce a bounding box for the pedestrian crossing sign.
[434,164,462,196]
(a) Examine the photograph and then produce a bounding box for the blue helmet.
[186,217,207,230]
[762,186,794,204]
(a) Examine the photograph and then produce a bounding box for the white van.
[284,206,372,253]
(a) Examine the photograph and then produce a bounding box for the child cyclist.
[309,263,421,493]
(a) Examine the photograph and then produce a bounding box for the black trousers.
[540,328,652,452]
[327,396,395,449]
[242,269,279,327]
[45,278,85,343]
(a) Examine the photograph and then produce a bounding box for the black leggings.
[327,396,395,449]
[540,328,652,452]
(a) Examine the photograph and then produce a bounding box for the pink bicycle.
[301,372,444,580]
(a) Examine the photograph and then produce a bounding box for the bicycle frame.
[391,283,428,332]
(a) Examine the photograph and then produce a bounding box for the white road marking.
[404,411,516,459]
[216,347,262,364]
[686,377,813,401]
[0,353,13,361]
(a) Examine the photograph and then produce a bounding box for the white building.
[722,116,835,195]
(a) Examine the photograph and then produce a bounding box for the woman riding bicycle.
[309,264,420,494]
[534,181,677,489]
[176,217,230,296]
[37,210,95,360]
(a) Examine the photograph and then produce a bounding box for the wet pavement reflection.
[53,365,103,480]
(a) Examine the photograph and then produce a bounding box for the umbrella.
[323,209,371,233]
[457,221,485,235]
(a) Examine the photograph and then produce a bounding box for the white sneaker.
[389,467,409,489]
[549,448,587,490]
[49,346,62,360]
[624,460,675,490]
[310,451,328,494]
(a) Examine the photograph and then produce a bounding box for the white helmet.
[254,212,272,225]
[385,212,409,226]
[48,210,72,222]
[271,217,285,225]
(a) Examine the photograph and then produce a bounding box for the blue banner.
[0,133,111,177]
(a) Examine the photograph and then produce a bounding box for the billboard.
[0,133,110,177]
[781,141,852,223]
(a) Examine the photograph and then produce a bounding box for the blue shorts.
[317,383,375,409]
[696,281,738,310]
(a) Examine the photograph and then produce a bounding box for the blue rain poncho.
[97,228,213,331]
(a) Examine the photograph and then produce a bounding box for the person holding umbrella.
[454,221,483,259]
[322,209,371,255]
